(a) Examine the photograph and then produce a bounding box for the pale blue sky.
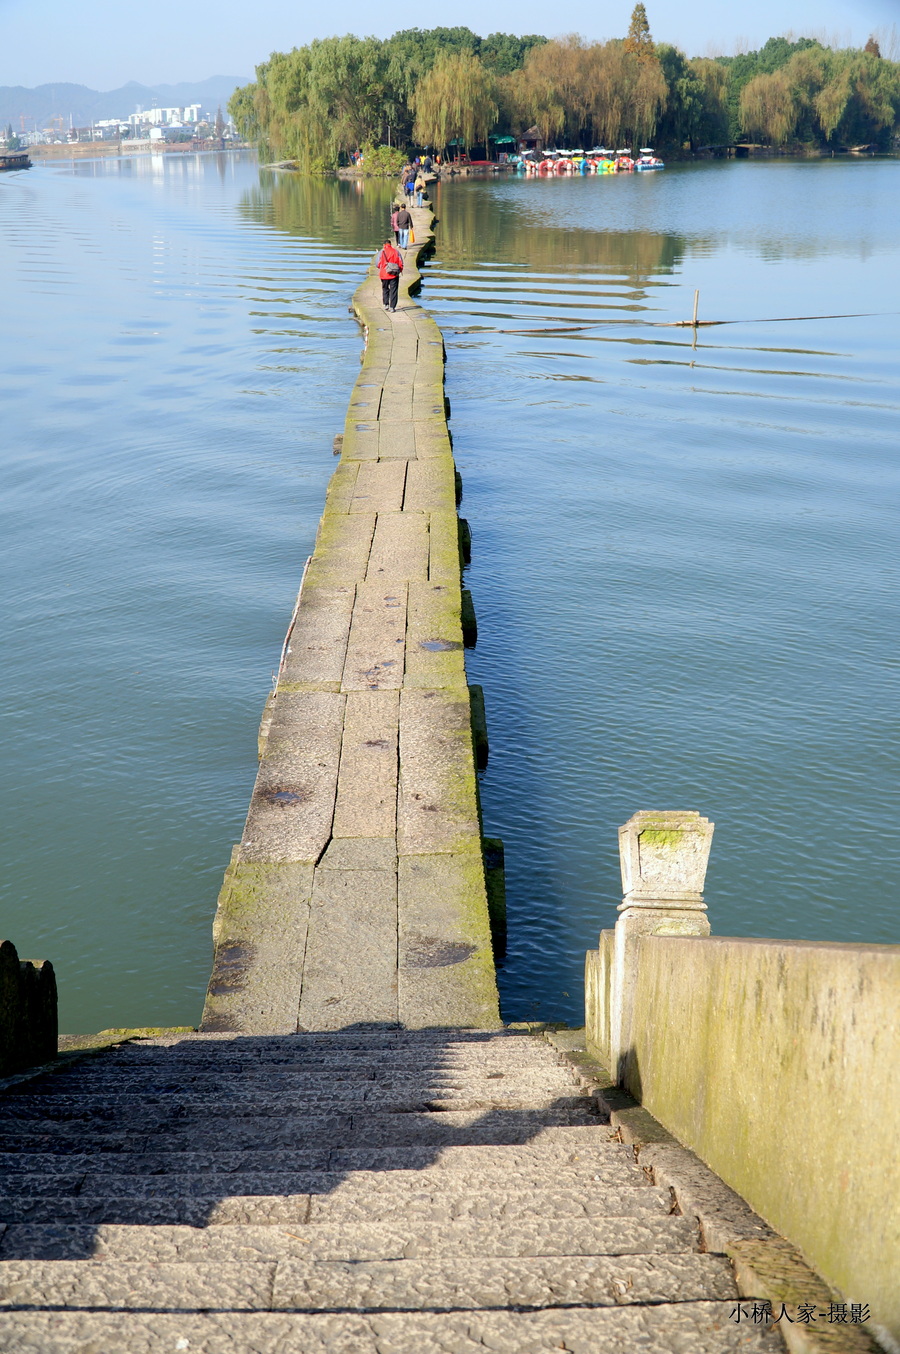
[0,0,897,89]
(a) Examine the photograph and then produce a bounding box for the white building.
[128,104,201,130]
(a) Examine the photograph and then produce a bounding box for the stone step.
[0,1115,611,1159]
[93,1042,563,1066]
[0,1216,701,1262]
[0,1253,737,1312]
[0,1109,601,1146]
[96,1038,562,1055]
[0,1135,153,1156]
[0,1088,596,1116]
[35,1062,576,1087]
[0,1302,785,1352]
[21,1077,584,1106]
[82,1056,569,1079]
[0,1162,645,1199]
[132,1030,539,1049]
[38,1065,573,1090]
[306,1185,672,1226]
[0,1141,630,1176]
[0,1184,671,1226]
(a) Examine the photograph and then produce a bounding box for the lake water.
[2,152,897,1032]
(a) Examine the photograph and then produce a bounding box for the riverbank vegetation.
[230,9,900,169]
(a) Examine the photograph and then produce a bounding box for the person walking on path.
[376,238,403,312]
[404,169,415,202]
[390,204,400,245]
[396,204,412,249]
[415,172,427,207]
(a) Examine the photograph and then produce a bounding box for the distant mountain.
[0,77,251,129]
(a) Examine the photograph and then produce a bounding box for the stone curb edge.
[518,1023,883,1354]
[0,1028,196,1095]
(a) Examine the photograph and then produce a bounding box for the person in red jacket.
[376,238,403,313]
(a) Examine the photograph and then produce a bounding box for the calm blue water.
[2,153,898,1031]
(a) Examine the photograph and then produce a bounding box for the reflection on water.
[1,155,897,1031]
[244,173,396,250]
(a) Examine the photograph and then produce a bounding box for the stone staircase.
[0,1028,781,1352]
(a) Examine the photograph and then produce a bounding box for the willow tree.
[589,42,667,147]
[228,82,264,146]
[740,69,799,142]
[814,49,900,142]
[411,51,498,153]
[506,37,591,144]
[740,44,900,145]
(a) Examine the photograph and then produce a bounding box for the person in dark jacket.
[376,238,403,312]
[396,204,412,248]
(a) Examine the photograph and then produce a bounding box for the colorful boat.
[635,147,665,170]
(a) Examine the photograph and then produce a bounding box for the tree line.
[229,10,900,169]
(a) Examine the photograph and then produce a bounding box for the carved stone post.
[610,811,714,1081]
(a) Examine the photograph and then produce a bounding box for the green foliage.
[236,26,539,168]
[480,32,549,76]
[412,51,498,152]
[505,35,667,148]
[716,36,823,141]
[738,44,900,146]
[357,143,407,177]
[232,19,900,167]
[656,46,729,148]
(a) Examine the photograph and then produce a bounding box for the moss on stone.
[639,829,686,848]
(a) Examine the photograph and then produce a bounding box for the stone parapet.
[586,813,900,1346]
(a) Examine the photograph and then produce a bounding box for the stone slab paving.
[200,201,499,1036]
[0,1306,783,1353]
[0,1029,782,1351]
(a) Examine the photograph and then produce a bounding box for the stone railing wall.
[585,811,900,1346]
[0,939,57,1076]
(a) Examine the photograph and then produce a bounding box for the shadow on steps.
[0,1026,615,1261]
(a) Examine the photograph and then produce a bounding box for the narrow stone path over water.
[200,203,500,1036]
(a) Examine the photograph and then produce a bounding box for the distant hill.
[0,77,251,129]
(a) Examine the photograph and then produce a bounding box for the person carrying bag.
[396,205,412,249]
[376,238,403,313]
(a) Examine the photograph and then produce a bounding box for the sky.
[0,0,897,89]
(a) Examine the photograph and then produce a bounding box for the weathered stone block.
[201,861,315,1034]
[397,689,481,856]
[298,868,398,1030]
[332,690,399,840]
[398,854,500,1029]
[341,582,407,692]
[240,692,345,864]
